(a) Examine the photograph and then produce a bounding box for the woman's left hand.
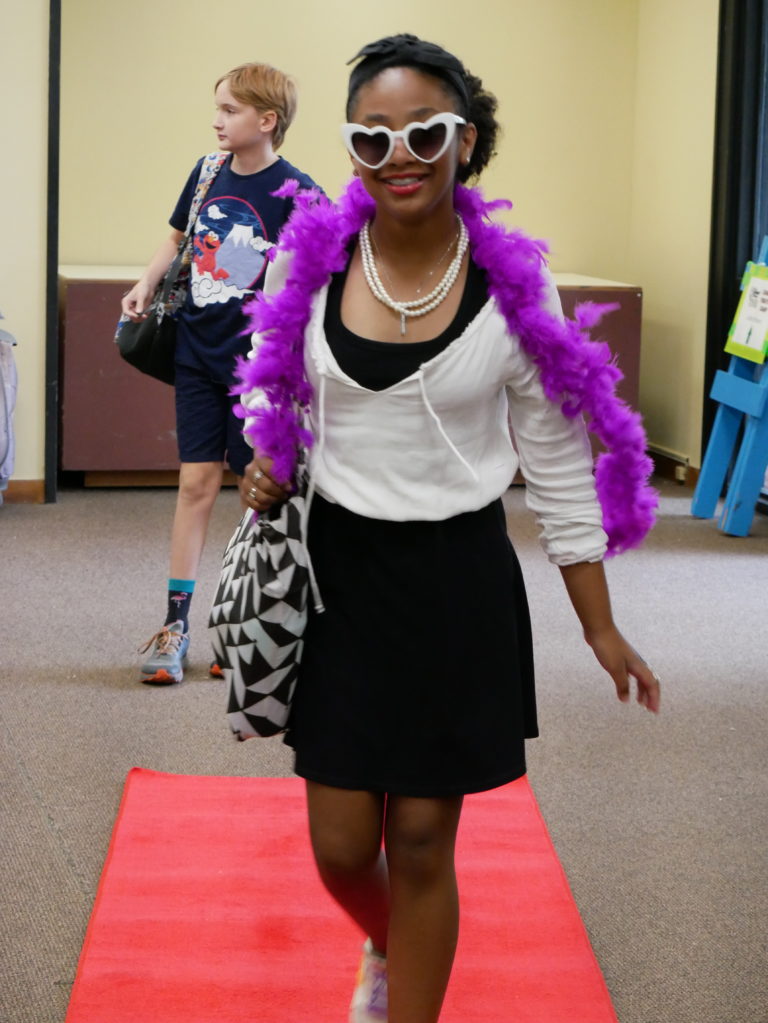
[585,625,661,713]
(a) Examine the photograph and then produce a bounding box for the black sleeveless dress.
[283,259,538,797]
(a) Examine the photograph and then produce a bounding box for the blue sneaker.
[139,621,189,685]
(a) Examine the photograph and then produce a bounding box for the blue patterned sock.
[165,578,195,630]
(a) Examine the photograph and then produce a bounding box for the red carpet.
[65,769,618,1022]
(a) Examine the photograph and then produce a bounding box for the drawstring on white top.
[301,373,326,613]
[417,371,480,483]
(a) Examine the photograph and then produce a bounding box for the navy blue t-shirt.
[170,154,319,383]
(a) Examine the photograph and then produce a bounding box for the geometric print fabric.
[209,482,308,739]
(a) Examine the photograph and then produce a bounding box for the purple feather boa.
[233,178,657,556]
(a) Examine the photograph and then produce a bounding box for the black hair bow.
[347,34,465,75]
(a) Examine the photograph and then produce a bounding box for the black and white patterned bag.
[209,480,308,740]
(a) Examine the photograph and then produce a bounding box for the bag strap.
[159,153,228,306]
[183,151,229,240]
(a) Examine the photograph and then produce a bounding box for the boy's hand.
[121,281,155,320]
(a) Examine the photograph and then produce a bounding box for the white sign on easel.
[725,262,768,364]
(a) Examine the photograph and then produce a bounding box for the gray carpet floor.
[1,479,766,1023]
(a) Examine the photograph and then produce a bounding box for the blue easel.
[692,239,768,536]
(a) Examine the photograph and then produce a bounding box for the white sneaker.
[349,938,387,1022]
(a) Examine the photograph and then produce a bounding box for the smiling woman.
[334,64,478,345]
[235,32,659,1023]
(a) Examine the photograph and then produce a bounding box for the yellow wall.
[0,0,49,488]
[7,0,721,492]
[627,0,719,466]
[59,0,639,272]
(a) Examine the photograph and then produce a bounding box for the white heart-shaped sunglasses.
[341,112,467,170]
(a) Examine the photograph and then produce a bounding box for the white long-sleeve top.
[244,254,608,567]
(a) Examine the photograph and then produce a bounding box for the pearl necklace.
[372,222,459,299]
[359,216,469,336]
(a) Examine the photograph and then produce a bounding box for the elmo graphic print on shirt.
[190,194,272,307]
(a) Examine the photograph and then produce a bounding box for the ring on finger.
[247,486,259,500]
[252,469,264,483]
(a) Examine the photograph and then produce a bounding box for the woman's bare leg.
[306,781,463,1022]
[305,781,390,953]
[383,795,463,1023]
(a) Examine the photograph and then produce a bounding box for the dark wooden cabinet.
[59,268,642,478]
[59,269,179,475]
[554,274,642,412]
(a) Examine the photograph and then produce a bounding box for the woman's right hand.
[121,280,155,321]
[240,456,292,513]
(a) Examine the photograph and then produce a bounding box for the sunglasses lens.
[408,122,448,161]
[350,130,390,167]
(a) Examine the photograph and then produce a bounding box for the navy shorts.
[174,363,252,476]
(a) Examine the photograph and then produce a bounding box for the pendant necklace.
[359,216,469,336]
[372,222,459,299]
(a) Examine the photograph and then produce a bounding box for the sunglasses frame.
[341,112,467,170]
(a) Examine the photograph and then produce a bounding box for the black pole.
[703,0,766,448]
[44,0,61,503]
